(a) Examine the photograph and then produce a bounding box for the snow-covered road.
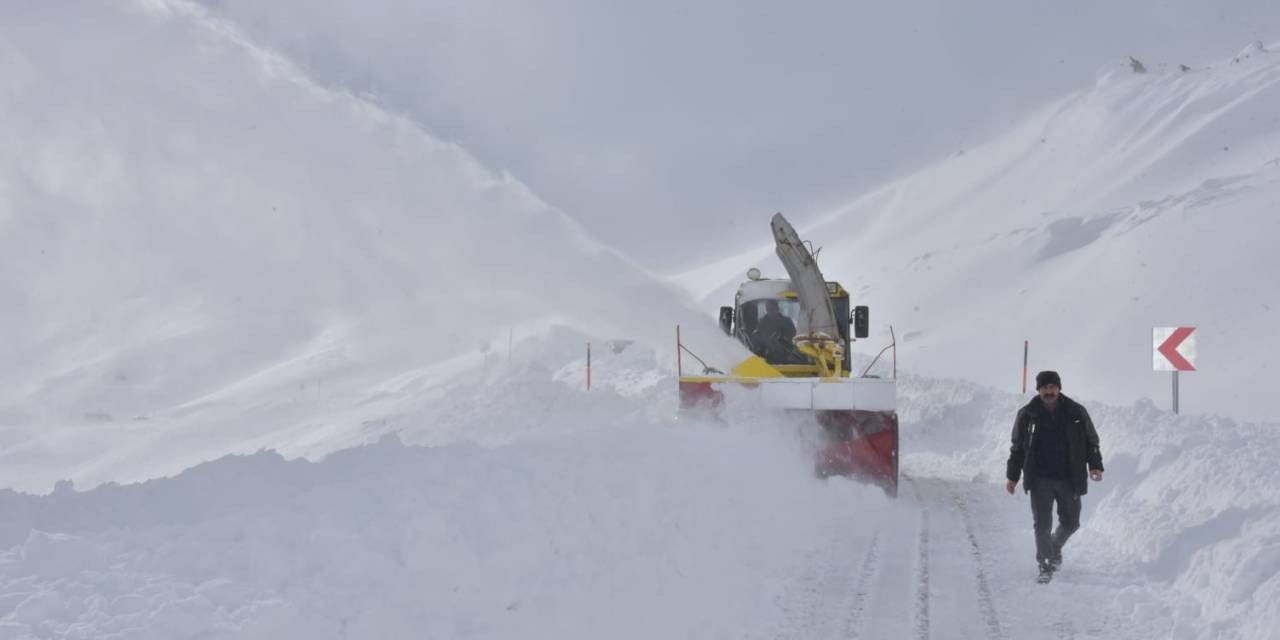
[2,336,1271,639]
[766,472,1156,640]
[0,443,1239,638]
[0,433,1121,639]
[2,346,1268,640]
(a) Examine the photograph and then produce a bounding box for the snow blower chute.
[678,213,899,496]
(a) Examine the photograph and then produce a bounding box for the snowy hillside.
[682,43,1280,423]
[0,0,741,492]
[4,2,1280,639]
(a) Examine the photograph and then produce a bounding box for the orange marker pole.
[1022,340,1029,394]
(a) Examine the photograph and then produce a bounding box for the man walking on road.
[1006,371,1105,582]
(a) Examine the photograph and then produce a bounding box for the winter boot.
[1037,560,1055,584]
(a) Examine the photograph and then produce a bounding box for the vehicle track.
[851,489,926,640]
[770,475,1018,639]
[906,475,1011,640]
[913,506,931,640]
[769,486,919,639]
[770,520,876,640]
[951,490,1005,640]
[842,531,882,639]
[1054,618,1080,640]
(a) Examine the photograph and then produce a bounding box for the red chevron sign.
[1153,327,1197,371]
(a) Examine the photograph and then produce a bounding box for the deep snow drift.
[682,42,1280,424]
[0,397,891,639]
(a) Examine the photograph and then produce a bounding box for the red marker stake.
[1022,340,1029,394]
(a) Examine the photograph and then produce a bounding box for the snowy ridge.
[680,43,1280,423]
[0,0,743,491]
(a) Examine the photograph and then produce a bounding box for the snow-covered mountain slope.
[0,1,742,492]
[681,43,1280,423]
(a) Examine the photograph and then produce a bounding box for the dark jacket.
[1006,394,1104,495]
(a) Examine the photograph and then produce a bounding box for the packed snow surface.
[3,2,1280,639]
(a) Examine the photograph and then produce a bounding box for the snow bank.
[681,43,1280,424]
[0,0,744,492]
[0,405,890,639]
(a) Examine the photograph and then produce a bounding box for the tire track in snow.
[852,485,925,640]
[913,507,931,640]
[770,538,839,640]
[905,475,931,640]
[1054,618,1079,640]
[951,490,1005,640]
[770,520,874,640]
[843,531,882,639]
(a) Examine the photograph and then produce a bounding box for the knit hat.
[1036,370,1062,389]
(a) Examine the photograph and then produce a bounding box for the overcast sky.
[200,0,1280,270]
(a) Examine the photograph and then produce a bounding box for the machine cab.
[719,274,868,375]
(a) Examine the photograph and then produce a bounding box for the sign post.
[1153,327,1197,414]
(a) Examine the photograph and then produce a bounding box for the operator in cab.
[751,299,797,363]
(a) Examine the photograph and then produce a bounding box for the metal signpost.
[1153,327,1197,414]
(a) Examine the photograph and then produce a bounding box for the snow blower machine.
[677,213,899,496]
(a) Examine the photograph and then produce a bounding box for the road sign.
[1153,327,1196,372]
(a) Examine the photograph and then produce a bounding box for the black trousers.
[1029,476,1081,564]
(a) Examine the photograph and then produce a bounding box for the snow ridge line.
[951,491,1005,640]
[844,530,883,639]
